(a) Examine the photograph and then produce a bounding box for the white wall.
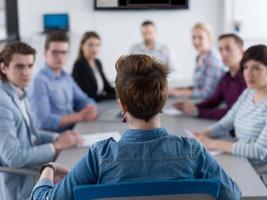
[18,0,224,82]
[223,0,267,49]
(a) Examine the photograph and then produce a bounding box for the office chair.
[74,179,221,200]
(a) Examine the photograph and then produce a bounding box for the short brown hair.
[219,33,244,48]
[115,54,168,122]
[240,45,267,73]
[77,31,101,60]
[45,30,69,50]
[141,20,155,27]
[0,41,36,81]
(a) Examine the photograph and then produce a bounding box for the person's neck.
[254,84,267,102]
[87,58,96,68]
[9,82,24,90]
[46,63,62,76]
[145,41,155,50]
[53,69,62,76]
[229,65,240,77]
[198,47,210,55]
[85,56,95,62]
[128,114,161,130]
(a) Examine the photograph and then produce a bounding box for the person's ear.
[117,98,127,113]
[0,63,7,74]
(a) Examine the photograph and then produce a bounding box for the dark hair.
[0,41,36,81]
[45,30,69,50]
[141,20,155,27]
[219,33,244,48]
[77,31,101,60]
[115,54,168,122]
[240,45,267,73]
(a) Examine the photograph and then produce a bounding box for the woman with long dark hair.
[72,31,116,102]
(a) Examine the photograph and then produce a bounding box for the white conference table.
[56,99,267,199]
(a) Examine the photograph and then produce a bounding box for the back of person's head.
[45,30,69,51]
[240,45,267,71]
[0,41,36,81]
[115,54,168,122]
[219,33,244,48]
[192,22,213,42]
[141,20,155,27]
[78,31,101,60]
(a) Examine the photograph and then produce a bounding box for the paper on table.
[184,129,223,156]
[78,132,121,147]
[163,108,183,116]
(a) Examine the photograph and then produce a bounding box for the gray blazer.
[0,82,56,200]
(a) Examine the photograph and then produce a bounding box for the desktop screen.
[43,14,69,32]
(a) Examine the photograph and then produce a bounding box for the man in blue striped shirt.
[29,31,98,133]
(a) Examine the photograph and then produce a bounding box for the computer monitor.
[43,14,69,32]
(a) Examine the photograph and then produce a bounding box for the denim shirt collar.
[43,63,66,80]
[120,127,167,142]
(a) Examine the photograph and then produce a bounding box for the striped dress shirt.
[209,89,267,170]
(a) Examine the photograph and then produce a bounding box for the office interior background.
[1,0,266,84]
[2,1,267,199]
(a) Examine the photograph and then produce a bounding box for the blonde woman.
[170,23,224,100]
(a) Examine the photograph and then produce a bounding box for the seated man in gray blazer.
[0,42,82,200]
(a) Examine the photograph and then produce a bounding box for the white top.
[92,66,104,95]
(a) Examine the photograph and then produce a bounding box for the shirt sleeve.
[196,77,224,109]
[0,106,54,168]
[29,77,62,131]
[129,44,138,54]
[71,76,95,111]
[196,78,225,120]
[195,142,241,199]
[192,52,224,99]
[208,89,248,138]
[31,147,98,200]
[232,113,267,160]
[192,66,223,99]
[197,107,229,120]
[37,129,59,144]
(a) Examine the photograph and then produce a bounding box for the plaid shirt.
[192,50,225,100]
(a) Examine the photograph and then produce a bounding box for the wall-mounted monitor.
[95,0,189,10]
[43,14,69,33]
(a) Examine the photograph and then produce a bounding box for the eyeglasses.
[50,50,68,56]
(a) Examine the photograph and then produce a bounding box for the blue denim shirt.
[31,128,241,200]
[28,64,95,132]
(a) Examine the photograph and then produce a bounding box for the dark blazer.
[72,58,116,102]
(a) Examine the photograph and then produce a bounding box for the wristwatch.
[40,163,56,174]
